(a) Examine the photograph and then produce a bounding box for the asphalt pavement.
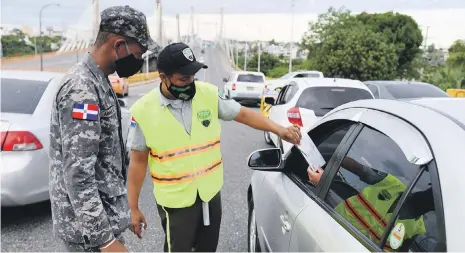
[1,46,271,252]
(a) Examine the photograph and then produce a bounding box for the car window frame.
[276,84,290,105]
[282,119,363,198]
[283,82,299,104]
[316,124,446,252]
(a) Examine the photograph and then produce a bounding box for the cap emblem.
[182,48,194,61]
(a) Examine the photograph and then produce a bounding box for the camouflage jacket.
[49,52,130,247]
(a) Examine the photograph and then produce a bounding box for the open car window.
[283,120,356,192]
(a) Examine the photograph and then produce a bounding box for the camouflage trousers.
[63,234,125,252]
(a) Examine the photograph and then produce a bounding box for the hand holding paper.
[296,129,326,171]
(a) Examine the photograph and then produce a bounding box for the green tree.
[1,29,35,57]
[356,12,424,78]
[315,25,398,80]
[446,40,465,69]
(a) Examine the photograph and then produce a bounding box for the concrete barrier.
[127,72,160,84]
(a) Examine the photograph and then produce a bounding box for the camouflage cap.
[99,5,157,51]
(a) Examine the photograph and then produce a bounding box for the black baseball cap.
[157,43,208,75]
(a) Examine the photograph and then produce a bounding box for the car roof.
[364,80,436,86]
[407,97,465,126]
[291,70,322,73]
[292,78,370,90]
[1,70,64,82]
[232,71,264,76]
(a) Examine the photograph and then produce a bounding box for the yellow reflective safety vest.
[130,81,223,208]
[334,174,426,250]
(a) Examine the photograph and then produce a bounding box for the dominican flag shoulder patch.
[130,116,136,127]
[72,103,99,121]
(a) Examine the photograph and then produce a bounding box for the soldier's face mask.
[114,41,144,78]
[162,74,196,101]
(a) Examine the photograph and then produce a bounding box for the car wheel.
[248,199,261,252]
[264,131,272,145]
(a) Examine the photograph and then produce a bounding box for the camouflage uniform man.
[49,5,157,252]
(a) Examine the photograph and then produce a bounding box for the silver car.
[1,70,131,207]
[247,97,465,252]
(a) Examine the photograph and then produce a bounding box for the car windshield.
[237,74,264,83]
[384,83,450,99]
[296,87,374,116]
[1,78,49,114]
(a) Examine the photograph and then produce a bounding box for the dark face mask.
[165,77,196,101]
[114,42,144,78]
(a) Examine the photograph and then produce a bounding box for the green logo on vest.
[197,109,212,127]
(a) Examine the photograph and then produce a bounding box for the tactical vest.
[334,174,426,250]
[130,81,223,208]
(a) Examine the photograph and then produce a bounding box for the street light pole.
[288,0,295,73]
[258,41,261,72]
[39,3,60,71]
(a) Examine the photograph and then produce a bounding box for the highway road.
[1,46,272,252]
[1,50,87,72]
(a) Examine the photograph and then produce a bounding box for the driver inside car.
[307,157,434,251]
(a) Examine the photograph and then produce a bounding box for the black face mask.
[165,78,196,101]
[114,42,144,78]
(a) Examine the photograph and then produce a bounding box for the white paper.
[202,202,210,226]
[297,130,326,171]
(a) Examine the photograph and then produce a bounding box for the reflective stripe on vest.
[335,174,426,249]
[130,81,223,208]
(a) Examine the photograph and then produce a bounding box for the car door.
[257,118,359,252]
[288,108,445,252]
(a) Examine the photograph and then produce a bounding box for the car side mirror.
[118,99,127,108]
[264,97,275,105]
[223,77,228,82]
[247,148,283,170]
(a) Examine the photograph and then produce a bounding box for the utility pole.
[236,41,239,67]
[156,0,163,47]
[93,0,99,42]
[219,7,224,41]
[258,41,261,72]
[288,0,295,73]
[424,26,430,50]
[244,42,248,71]
[176,14,181,42]
[39,3,60,71]
[190,6,195,46]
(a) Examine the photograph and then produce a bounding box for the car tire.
[264,131,272,145]
[248,198,261,253]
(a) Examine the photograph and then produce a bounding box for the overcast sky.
[2,0,465,29]
[2,0,464,48]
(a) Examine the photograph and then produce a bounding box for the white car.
[280,70,324,79]
[266,70,325,91]
[0,70,131,207]
[246,97,465,252]
[223,71,266,104]
[265,78,374,154]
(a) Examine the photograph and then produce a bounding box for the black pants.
[157,192,222,252]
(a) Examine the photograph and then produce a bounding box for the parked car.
[280,70,324,79]
[0,70,131,207]
[109,73,129,97]
[265,78,374,153]
[364,81,450,100]
[247,97,465,252]
[223,71,266,104]
[259,71,324,116]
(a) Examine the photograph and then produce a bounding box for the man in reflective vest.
[127,42,302,252]
[308,157,434,251]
